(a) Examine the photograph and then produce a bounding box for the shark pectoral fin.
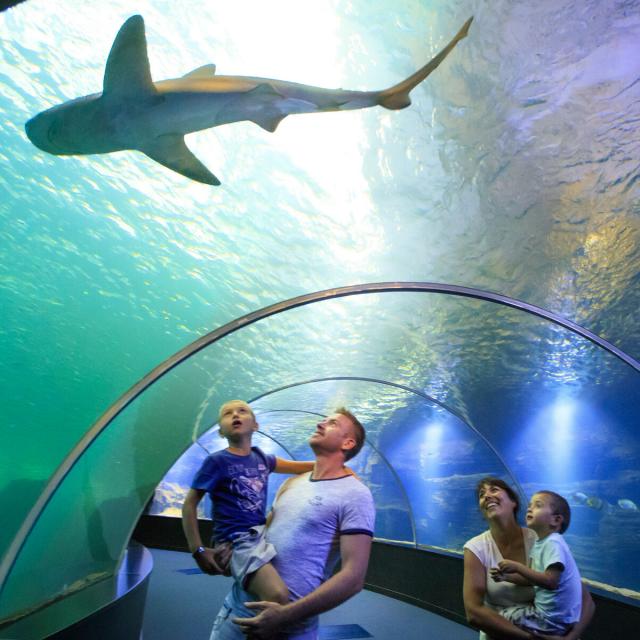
[103,15,157,100]
[182,64,217,79]
[141,135,221,185]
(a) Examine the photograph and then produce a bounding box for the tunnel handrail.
[3,281,639,595]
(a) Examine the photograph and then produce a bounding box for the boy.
[490,490,582,635]
[181,400,316,605]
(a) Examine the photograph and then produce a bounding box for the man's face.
[218,401,257,439]
[309,413,356,457]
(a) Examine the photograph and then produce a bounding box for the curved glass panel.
[2,291,639,621]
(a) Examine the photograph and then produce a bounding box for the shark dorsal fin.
[103,15,157,100]
[182,64,217,79]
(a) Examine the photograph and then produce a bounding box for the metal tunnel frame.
[3,281,640,596]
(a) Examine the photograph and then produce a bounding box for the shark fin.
[378,16,473,111]
[182,64,217,79]
[233,83,288,132]
[103,15,157,100]
[141,135,221,185]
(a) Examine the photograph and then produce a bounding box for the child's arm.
[181,488,231,575]
[497,559,562,590]
[490,566,531,586]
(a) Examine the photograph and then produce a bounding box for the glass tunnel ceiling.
[2,287,640,624]
[0,0,639,626]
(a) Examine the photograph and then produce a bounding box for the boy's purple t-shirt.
[191,446,276,542]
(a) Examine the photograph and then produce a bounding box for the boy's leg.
[245,561,290,604]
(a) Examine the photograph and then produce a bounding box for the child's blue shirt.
[191,446,276,542]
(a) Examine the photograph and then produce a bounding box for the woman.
[463,477,594,640]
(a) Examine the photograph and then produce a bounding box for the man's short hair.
[538,490,571,533]
[335,407,365,461]
[476,477,521,516]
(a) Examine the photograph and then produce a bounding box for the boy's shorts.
[501,604,572,635]
[228,524,277,588]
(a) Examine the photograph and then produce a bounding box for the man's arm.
[274,457,358,478]
[273,457,315,475]
[233,533,372,638]
[497,559,561,590]
[181,488,230,575]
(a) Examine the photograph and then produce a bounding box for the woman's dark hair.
[476,476,520,517]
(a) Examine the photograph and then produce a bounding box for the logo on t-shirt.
[308,495,323,506]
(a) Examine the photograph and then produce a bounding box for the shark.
[25,14,473,186]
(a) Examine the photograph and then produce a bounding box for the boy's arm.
[181,488,231,575]
[181,488,206,553]
[497,559,562,590]
[490,566,532,586]
[233,533,372,637]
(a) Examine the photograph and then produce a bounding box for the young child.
[490,490,583,635]
[181,399,316,604]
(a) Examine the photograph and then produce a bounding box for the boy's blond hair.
[218,400,256,421]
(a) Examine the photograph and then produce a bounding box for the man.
[206,407,375,639]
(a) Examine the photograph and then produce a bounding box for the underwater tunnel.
[1,0,640,638]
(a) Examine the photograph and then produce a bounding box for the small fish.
[617,499,638,511]
[571,491,588,504]
[586,496,603,510]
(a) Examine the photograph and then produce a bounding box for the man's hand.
[232,601,289,639]
[193,542,232,575]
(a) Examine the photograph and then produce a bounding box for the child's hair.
[537,490,571,533]
[476,477,520,516]
[218,399,255,421]
[335,407,365,461]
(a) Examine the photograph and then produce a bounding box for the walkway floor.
[143,548,477,639]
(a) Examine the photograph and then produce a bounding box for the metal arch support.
[250,377,522,493]
[249,406,419,547]
[3,281,639,593]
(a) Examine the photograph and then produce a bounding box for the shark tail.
[378,16,473,111]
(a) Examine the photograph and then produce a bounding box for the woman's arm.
[463,549,534,640]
